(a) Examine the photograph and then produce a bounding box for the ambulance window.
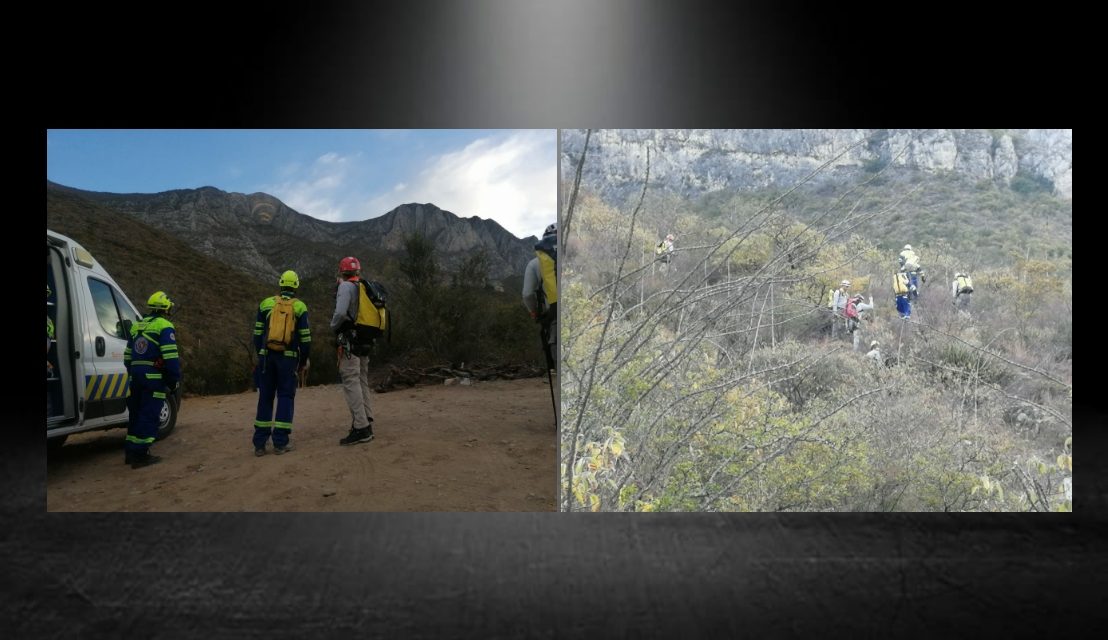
[88,278,127,339]
[110,286,141,334]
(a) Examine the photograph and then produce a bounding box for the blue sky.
[46,129,557,239]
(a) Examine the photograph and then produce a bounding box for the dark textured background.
[27,1,1093,635]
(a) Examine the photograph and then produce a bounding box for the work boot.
[254,448,266,457]
[274,443,294,455]
[130,453,162,469]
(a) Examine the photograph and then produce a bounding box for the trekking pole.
[541,324,558,427]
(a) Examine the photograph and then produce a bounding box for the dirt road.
[47,378,557,511]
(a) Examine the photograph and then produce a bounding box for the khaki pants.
[338,349,374,429]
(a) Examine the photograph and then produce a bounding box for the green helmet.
[279,270,300,289]
[147,291,173,312]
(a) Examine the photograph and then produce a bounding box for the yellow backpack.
[353,280,389,344]
[535,236,557,306]
[956,275,974,293]
[265,296,297,352]
[893,273,910,296]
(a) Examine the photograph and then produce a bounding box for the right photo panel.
[559,129,1073,512]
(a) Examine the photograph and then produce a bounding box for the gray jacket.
[522,258,544,315]
[331,279,361,333]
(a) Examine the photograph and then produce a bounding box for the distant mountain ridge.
[47,182,537,282]
[561,129,1073,203]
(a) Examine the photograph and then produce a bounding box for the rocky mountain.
[561,129,1072,202]
[47,182,537,282]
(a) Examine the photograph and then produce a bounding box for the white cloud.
[364,131,556,238]
[264,152,357,222]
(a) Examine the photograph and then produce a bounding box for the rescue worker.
[523,223,559,425]
[655,233,676,274]
[523,223,558,372]
[866,340,882,364]
[898,244,917,270]
[655,234,675,263]
[828,280,851,339]
[898,244,924,301]
[952,272,974,311]
[332,256,376,446]
[123,291,181,468]
[252,270,311,456]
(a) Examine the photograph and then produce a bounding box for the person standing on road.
[331,256,377,446]
[123,291,181,469]
[252,270,311,456]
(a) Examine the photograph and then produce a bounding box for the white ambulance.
[47,229,181,448]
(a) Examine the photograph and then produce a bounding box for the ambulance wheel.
[156,394,179,440]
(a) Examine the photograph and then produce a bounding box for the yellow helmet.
[279,270,300,289]
[147,291,173,312]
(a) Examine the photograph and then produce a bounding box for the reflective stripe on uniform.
[254,420,274,429]
[126,435,156,444]
[273,421,293,430]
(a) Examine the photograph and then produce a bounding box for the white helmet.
[841,280,851,287]
[870,340,879,349]
[544,223,557,236]
[903,244,912,251]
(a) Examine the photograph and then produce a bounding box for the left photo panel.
[46,129,558,511]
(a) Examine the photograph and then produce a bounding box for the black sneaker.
[254,448,266,457]
[130,454,162,469]
[274,444,293,455]
[339,428,374,446]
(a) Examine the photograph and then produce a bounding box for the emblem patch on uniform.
[134,336,150,354]
[169,332,175,341]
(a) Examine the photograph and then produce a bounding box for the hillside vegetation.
[560,145,1072,512]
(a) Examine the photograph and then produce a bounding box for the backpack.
[893,273,910,296]
[956,275,974,294]
[655,241,671,263]
[845,297,860,321]
[265,296,297,352]
[535,235,557,310]
[352,279,390,345]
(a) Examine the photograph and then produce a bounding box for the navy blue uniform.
[253,293,311,451]
[123,314,180,456]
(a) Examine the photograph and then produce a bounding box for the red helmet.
[339,256,361,273]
